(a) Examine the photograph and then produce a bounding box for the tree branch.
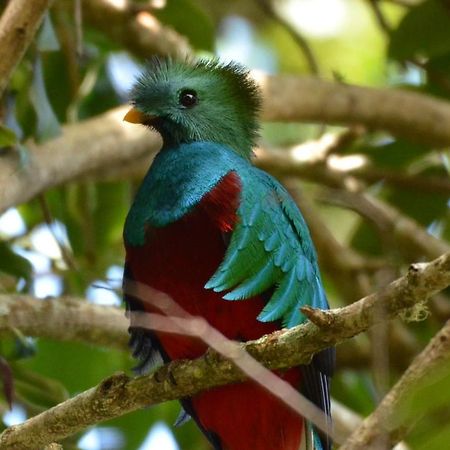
[0,106,161,214]
[339,319,450,450]
[257,0,320,75]
[0,0,53,97]
[257,144,450,195]
[80,0,450,149]
[3,71,450,215]
[259,73,450,148]
[0,293,404,372]
[320,188,450,260]
[1,251,449,449]
[0,295,128,350]
[82,0,191,59]
[332,400,410,450]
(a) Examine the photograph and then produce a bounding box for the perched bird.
[123,58,334,450]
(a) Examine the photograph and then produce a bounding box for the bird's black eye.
[179,89,198,108]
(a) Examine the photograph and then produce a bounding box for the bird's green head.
[124,58,261,158]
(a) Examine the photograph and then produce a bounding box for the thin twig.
[257,0,320,75]
[367,0,392,34]
[74,0,83,58]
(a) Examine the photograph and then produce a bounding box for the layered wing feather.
[206,167,333,450]
[206,168,328,328]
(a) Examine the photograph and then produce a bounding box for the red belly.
[125,183,303,449]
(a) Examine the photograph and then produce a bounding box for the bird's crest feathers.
[130,57,261,158]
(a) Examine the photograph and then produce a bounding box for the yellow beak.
[123,107,152,124]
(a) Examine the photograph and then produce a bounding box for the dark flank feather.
[302,348,336,450]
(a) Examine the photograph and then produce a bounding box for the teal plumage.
[124,140,327,328]
[123,58,333,450]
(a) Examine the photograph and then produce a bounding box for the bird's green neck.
[155,117,255,159]
[124,141,249,246]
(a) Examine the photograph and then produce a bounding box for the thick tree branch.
[1,251,449,449]
[80,0,450,148]
[0,295,128,350]
[339,320,450,450]
[0,294,403,372]
[2,78,450,215]
[259,74,450,148]
[0,107,160,214]
[0,0,53,97]
[78,0,450,146]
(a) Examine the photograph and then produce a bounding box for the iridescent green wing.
[205,167,328,328]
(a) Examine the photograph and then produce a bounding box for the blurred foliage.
[1,0,450,449]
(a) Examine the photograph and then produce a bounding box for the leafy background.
[1,0,450,449]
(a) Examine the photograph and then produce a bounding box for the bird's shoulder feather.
[206,167,328,328]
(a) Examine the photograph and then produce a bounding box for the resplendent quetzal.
[122,58,334,450]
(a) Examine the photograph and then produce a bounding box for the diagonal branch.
[257,144,450,195]
[257,0,320,75]
[320,188,450,260]
[332,400,411,450]
[339,319,450,450]
[0,251,449,449]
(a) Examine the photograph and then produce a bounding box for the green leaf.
[0,357,13,408]
[37,13,60,52]
[421,51,450,100]
[153,0,214,51]
[0,125,18,148]
[350,221,383,256]
[93,182,130,252]
[21,339,130,394]
[348,139,431,169]
[389,0,450,61]
[12,363,69,409]
[0,242,32,283]
[29,56,61,142]
[386,166,449,226]
[332,370,376,416]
